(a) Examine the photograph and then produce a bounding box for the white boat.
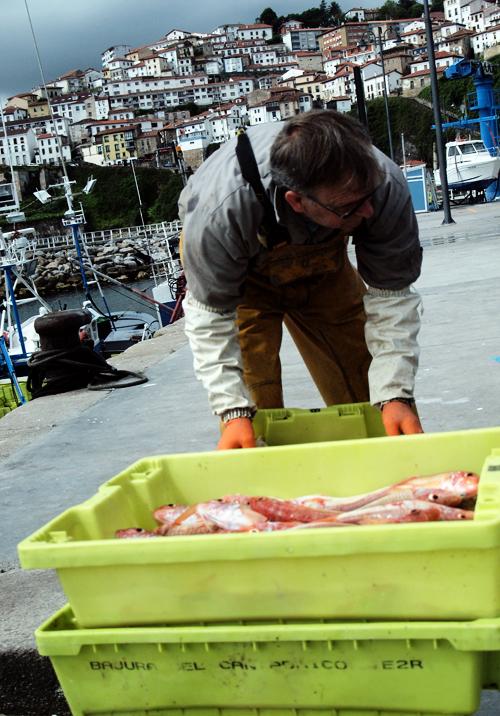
[434,140,500,192]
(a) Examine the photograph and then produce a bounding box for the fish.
[196,501,268,532]
[293,471,479,512]
[158,504,218,536]
[153,504,188,527]
[115,528,158,539]
[333,499,473,525]
[247,496,339,522]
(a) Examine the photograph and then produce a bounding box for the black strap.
[235,131,289,250]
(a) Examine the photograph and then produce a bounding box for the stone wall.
[3,238,168,299]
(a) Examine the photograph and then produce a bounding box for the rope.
[26,345,147,399]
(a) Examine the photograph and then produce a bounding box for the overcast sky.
[0,0,377,101]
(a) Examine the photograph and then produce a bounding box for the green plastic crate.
[18,428,500,627]
[252,403,385,445]
[37,605,500,716]
[0,379,30,415]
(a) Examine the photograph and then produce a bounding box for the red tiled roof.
[238,23,272,30]
[404,67,445,78]
[96,125,136,136]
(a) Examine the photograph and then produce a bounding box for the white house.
[252,49,279,65]
[80,142,105,166]
[212,24,242,40]
[156,47,177,69]
[108,108,135,121]
[248,104,281,125]
[399,28,428,46]
[403,20,426,33]
[402,66,446,93]
[207,113,242,143]
[237,24,273,42]
[327,63,356,99]
[90,95,110,120]
[103,75,208,98]
[471,23,500,52]
[139,55,170,77]
[223,56,248,73]
[177,57,194,75]
[34,133,72,165]
[282,28,324,52]
[344,7,366,21]
[50,95,91,124]
[326,96,352,113]
[165,29,191,41]
[363,69,402,100]
[485,5,500,29]
[102,45,132,68]
[0,127,37,165]
[7,115,71,139]
[204,58,224,75]
[2,106,28,121]
[408,50,463,74]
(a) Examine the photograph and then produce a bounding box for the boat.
[0,220,160,378]
[434,139,500,193]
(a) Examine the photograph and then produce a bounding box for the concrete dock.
[1,202,500,715]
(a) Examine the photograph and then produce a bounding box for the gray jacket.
[179,122,423,416]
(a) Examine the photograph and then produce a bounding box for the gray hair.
[270,109,383,194]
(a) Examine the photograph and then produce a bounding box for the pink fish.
[293,471,479,512]
[159,503,217,536]
[333,500,471,525]
[196,501,268,532]
[248,496,339,522]
[115,528,158,539]
[153,504,188,527]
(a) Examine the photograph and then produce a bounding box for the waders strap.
[235,130,290,250]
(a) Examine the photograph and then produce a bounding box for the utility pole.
[422,0,454,224]
[376,27,394,161]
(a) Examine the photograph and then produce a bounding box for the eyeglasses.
[303,187,378,220]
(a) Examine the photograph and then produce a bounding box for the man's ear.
[284,189,306,214]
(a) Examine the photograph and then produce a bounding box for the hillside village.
[1,1,500,186]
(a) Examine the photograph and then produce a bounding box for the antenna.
[33,189,52,204]
[82,176,97,194]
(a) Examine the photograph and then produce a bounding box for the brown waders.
[236,236,371,409]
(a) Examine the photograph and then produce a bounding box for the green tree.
[147,174,184,224]
[319,0,329,24]
[407,2,424,17]
[257,7,280,33]
[328,1,343,24]
[376,0,401,19]
[287,7,324,27]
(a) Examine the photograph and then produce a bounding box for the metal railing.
[33,219,182,250]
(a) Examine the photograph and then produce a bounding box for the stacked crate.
[0,378,30,417]
[18,404,500,716]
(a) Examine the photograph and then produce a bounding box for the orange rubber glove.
[217,417,257,450]
[381,401,424,436]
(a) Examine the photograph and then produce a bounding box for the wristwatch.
[221,407,255,423]
[378,397,415,411]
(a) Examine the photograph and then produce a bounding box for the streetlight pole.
[422,0,454,224]
[376,27,394,161]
